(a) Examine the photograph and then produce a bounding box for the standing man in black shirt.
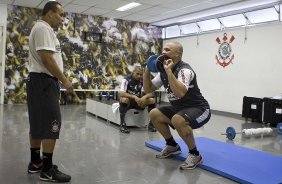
[143,41,211,170]
[119,66,156,133]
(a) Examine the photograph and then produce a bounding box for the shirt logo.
[166,88,180,101]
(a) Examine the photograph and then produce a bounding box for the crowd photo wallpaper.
[5,5,162,104]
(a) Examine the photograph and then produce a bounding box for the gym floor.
[0,104,281,184]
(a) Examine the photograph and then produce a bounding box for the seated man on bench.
[119,66,156,133]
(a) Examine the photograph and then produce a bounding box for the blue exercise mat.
[145,137,282,184]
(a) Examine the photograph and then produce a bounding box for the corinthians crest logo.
[51,120,60,133]
[215,33,235,68]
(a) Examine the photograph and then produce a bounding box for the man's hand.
[139,96,148,107]
[134,96,144,107]
[62,80,73,93]
[163,59,174,73]
[140,95,147,102]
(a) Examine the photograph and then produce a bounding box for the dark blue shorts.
[27,72,61,139]
[158,105,211,129]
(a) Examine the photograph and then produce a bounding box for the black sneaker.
[27,162,43,174]
[39,165,71,183]
[148,122,156,132]
[120,125,130,133]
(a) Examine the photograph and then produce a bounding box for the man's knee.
[119,97,129,104]
[171,115,187,129]
[148,98,155,105]
[149,108,165,122]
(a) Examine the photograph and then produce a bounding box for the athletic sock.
[119,102,128,114]
[165,137,177,147]
[30,147,41,164]
[42,152,53,171]
[120,113,126,126]
[119,102,128,126]
[189,147,199,156]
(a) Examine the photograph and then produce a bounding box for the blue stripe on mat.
[145,137,282,184]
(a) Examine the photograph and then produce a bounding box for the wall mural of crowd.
[4,5,162,104]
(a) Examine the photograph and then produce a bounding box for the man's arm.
[38,50,73,93]
[143,67,158,94]
[119,78,138,100]
[166,70,187,97]
[119,91,138,100]
[142,92,154,99]
[164,59,187,98]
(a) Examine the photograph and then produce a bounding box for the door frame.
[0,24,6,104]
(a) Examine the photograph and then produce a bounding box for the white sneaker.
[156,144,182,159]
[180,154,203,170]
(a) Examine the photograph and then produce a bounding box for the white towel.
[112,103,119,113]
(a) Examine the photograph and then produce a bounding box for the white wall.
[0,4,7,104]
[165,23,282,114]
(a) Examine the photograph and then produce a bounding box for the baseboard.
[211,110,244,120]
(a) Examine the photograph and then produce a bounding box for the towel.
[112,103,119,113]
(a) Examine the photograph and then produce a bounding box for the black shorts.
[127,99,145,110]
[27,72,61,139]
[158,105,211,129]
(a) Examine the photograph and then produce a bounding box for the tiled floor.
[0,104,281,184]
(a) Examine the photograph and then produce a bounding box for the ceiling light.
[116,2,141,11]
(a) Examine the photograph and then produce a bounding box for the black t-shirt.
[157,61,209,109]
[120,74,143,97]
